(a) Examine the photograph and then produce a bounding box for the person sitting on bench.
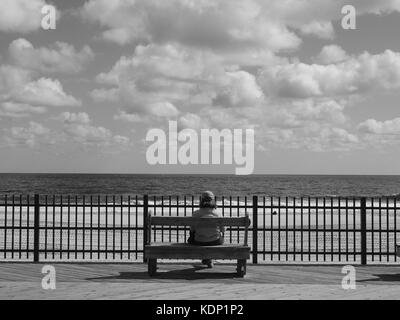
[187,191,225,268]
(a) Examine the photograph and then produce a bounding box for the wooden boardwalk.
[0,262,399,299]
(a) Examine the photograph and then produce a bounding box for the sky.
[0,0,400,175]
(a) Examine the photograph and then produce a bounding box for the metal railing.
[0,194,398,264]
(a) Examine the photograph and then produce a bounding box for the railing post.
[33,194,40,262]
[143,195,149,263]
[252,195,258,264]
[360,197,367,265]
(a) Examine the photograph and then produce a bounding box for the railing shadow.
[357,273,400,283]
[86,264,239,281]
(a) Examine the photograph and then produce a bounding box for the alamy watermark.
[341,265,356,290]
[145,121,254,175]
[341,5,356,30]
[41,5,57,30]
[41,265,56,290]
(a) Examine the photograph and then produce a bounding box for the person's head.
[199,191,217,209]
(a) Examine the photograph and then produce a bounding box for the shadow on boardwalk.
[357,273,400,283]
[87,264,238,281]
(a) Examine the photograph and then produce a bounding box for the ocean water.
[0,174,400,197]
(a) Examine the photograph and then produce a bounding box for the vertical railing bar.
[316,198,319,262]
[285,196,288,261]
[192,195,195,243]
[4,195,7,259]
[52,195,55,259]
[128,195,131,260]
[361,197,367,265]
[153,196,157,241]
[27,195,30,259]
[19,195,22,259]
[45,195,48,260]
[169,195,172,243]
[120,195,123,260]
[346,197,349,262]
[230,196,232,243]
[270,196,273,261]
[97,195,100,260]
[161,196,164,242]
[395,197,397,262]
[252,195,258,264]
[33,194,40,262]
[323,197,326,262]
[60,195,63,260]
[293,196,296,261]
[353,198,356,262]
[300,197,303,262]
[331,197,334,262]
[67,195,70,260]
[338,197,341,262]
[75,195,78,260]
[90,195,93,260]
[113,195,116,260]
[105,195,108,260]
[371,197,374,262]
[11,195,15,259]
[184,195,187,242]
[278,196,281,261]
[82,195,85,260]
[237,196,240,244]
[308,197,311,261]
[135,195,138,260]
[379,197,382,262]
[386,197,389,262]
[263,196,265,261]
[143,195,149,263]
[176,196,179,243]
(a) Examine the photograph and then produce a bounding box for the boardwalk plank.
[0,263,400,299]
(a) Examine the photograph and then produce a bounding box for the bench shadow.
[357,273,400,283]
[86,264,239,281]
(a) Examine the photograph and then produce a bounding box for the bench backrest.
[146,213,250,246]
[149,216,250,227]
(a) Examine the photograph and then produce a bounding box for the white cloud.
[0,65,81,107]
[358,118,400,135]
[59,112,91,124]
[213,71,263,108]
[18,77,81,107]
[4,121,50,148]
[80,0,400,52]
[315,45,349,64]
[0,0,50,33]
[299,21,334,39]
[259,50,400,98]
[81,0,301,52]
[113,111,143,123]
[0,101,46,118]
[9,38,94,74]
[82,0,400,154]
[60,112,130,147]
[94,44,223,119]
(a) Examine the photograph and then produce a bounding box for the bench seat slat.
[150,216,250,227]
[145,243,250,260]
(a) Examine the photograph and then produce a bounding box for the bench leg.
[236,259,246,277]
[148,259,157,276]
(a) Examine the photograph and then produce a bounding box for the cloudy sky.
[0,0,400,174]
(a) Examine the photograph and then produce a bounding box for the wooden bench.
[144,214,251,277]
